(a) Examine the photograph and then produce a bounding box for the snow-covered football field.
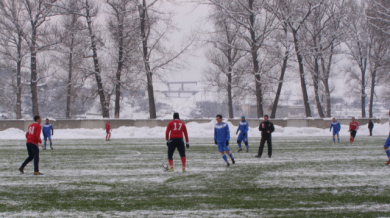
[1,134,390,217]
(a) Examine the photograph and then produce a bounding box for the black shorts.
[167,138,185,159]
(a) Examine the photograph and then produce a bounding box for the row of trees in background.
[203,0,390,118]
[0,0,191,119]
[0,0,389,119]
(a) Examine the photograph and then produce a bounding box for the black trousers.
[350,130,357,139]
[369,128,373,136]
[21,143,39,172]
[258,136,272,157]
[167,139,185,160]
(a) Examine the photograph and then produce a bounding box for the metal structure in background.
[162,82,198,98]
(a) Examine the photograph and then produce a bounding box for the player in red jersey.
[165,112,189,172]
[18,115,44,175]
[105,121,111,141]
[348,117,359,145]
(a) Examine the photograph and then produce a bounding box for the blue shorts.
[332,131,339,136]
[44,135,52,141]
[237,133,248,143]
[217,141,230,152]
[384,136,390,148]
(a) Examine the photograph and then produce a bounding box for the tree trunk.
[360,58,367,118]
[139,0,156,119]
[313,57,325,118]
[369,69,376,118]
[292,30,312,117]
[16,34,22,119]
[30,27,39,117]
[320,48,334,118]
[114,23,124,119]
[248,0,263,118]
[66,39,74,119]
[271,50,288,119]
[227,68,234,119]
[85,0,109,118]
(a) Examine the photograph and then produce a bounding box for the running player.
[165,112,189,172]
[349,117,359,145]
[329,117,341,144]
[384,110,390,165]
[236,115,249,152]
[18,115,44,175]
[42,118,54,150]
[214,114,235,167]
[105,121,111,141]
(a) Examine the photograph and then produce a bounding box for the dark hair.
[216,114,222,119]
[264,114,269,118]
[34,115,40,122]
[173,112,180,119]
[46,118,49,121]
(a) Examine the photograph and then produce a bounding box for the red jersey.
[106,122,111,131]
[26,122,42,145]
[349,121,359,131]
[165,119,189,143]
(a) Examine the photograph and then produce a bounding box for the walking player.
[165,112,190,172]
[105,121,111,141]
[384,110,390,165]
[368,120,374,136]
[18,115,44,175]
[42,118,54,150]
[330,117,341,144]
[236,115,249,152]
[214,114,235,167]
[256,115,275,158]
[349,117,359,145]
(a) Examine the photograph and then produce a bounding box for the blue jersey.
[42,123,53,136]
[236,121,249,134]
[214,122,230,143]
[330,121,341,132]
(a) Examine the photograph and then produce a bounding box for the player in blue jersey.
[214,114,235,167]
[236,115,249,152]
[329,117,341,144]
[384,110,390,165]
[42,118,54,150]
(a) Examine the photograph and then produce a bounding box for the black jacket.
[368,121,374,129]
[259,121,275,137]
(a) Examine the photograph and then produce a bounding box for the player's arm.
[329,124,332,131]
[214,128,217,144]
[244,122,249,134]
[36,126,42,145]
[226,125,230,141]
[270,123,275,133]
[51,125,54,136]
[182,123,189,143]
[259,123,263,131]
[165,122,171,141]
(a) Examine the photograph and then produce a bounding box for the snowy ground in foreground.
[0,121,388,140]
[1,136,390,217]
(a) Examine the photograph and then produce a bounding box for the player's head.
[46,118,49,123]
[216,114,222,123]
[352,117,355,121]
[173,112,180,119]
[34,115,41,124]
[264,114,269,121]
[332,117,336,122]
[241,115,245,121]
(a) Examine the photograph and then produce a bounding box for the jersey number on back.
[28,126,35,135]
[173,123,182,131]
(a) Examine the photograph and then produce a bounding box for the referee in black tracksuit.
[256,115,275,158]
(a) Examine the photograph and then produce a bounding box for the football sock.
[228,153,234,159]
[337,137,340,143]
[386,149,390,158]
[245,144,249,150]
[168,159,173,169]
[238,142,242,149]
[222,154,228,163]
[181,157,186,167]
[350,138,353,143]
[333,138,335,143]
[44,141,46,148]
[50,142,52,146]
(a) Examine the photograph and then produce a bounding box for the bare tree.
[106,0,139,118]
[0,1,29,119]
[269,0,324,117]
[344,0,370,118]
[23,0,60,117]
[204,1,247,118]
